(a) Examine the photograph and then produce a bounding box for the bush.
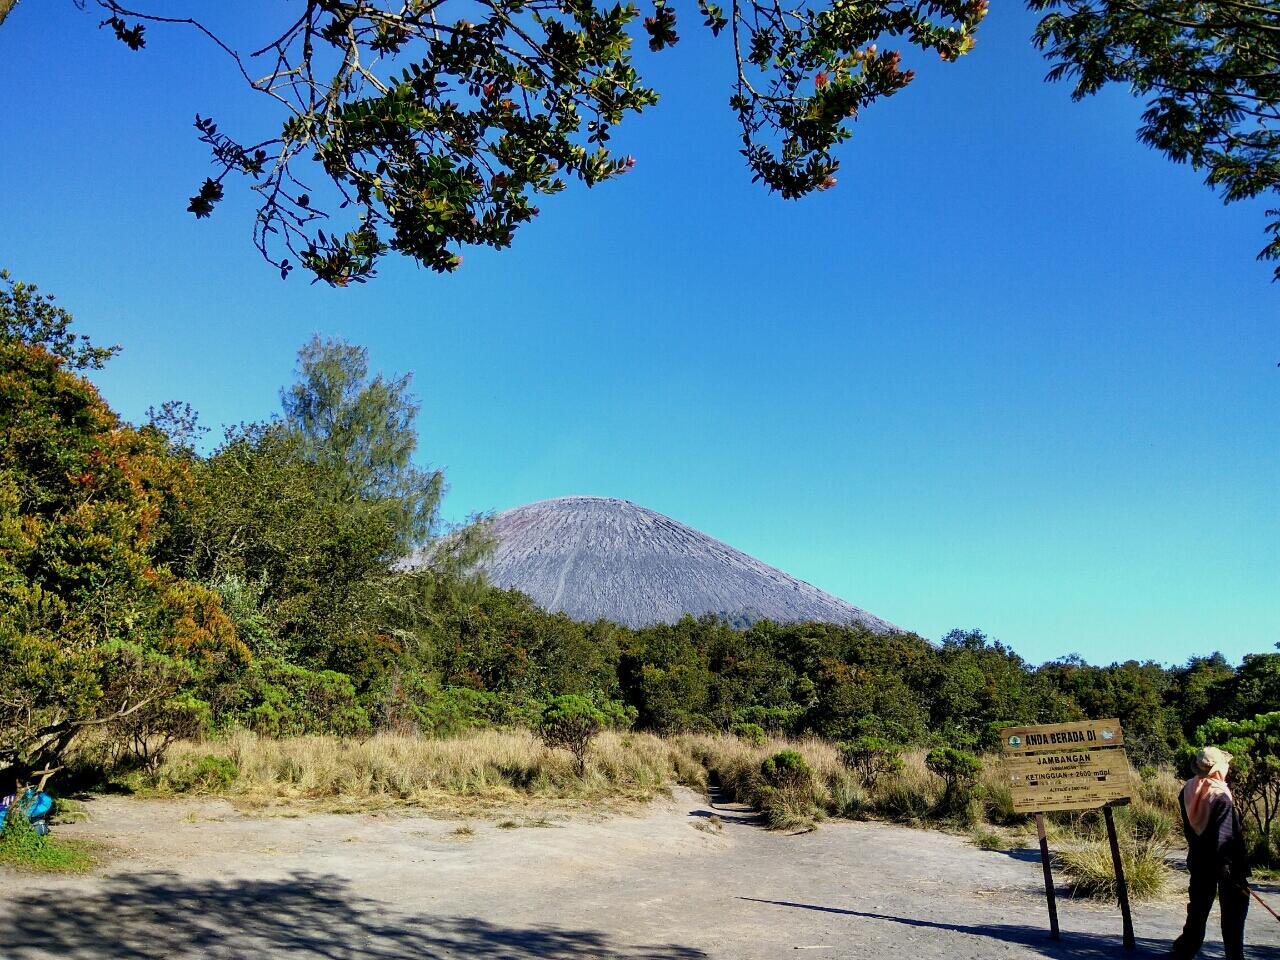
[758,750,819,830]
[838,736,904,789]
[0,801,94,872]
[158,754,239,792]
[539,696,607,774]
[731,722,767,746]
[217,660,371,737]
[761,750,812,790]
[926,746,983,822]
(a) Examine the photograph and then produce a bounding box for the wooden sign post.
[1000,719,1135,950]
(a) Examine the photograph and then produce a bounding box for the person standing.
[1171,746,1251,960]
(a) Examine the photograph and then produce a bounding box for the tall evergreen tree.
[281,335,443,555]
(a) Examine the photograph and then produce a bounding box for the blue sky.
[2,1,1276,668]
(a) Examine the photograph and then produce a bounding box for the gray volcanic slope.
[475,496,899,632]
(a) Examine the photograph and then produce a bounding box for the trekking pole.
[1247,883,1280,924]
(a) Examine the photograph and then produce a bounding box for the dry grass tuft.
[143,728,1191,888]
[1137,766,1182,816]
[152,729,697,812]
[1056,838,1170,901]
[970,828,1008,851]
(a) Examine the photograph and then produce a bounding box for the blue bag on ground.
[0,788,53,830]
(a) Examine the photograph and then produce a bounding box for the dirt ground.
[2,788,1278,960]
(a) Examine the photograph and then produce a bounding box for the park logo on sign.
[1008,735,1023,748]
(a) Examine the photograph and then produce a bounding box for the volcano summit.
[474,496,898,632]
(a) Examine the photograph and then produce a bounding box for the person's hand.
[1220,860,1252,888]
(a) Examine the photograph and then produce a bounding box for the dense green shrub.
[217,660,371,737]
[838,736,904,789]
[926,747,983,823]
[539,696,608,774]
[731,722,767,746]
[926,747,982,790]
[761,750,812,790]
[758,750,819,829]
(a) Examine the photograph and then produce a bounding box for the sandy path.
[2,789,1277,959]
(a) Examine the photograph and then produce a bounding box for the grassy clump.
[970,828,1008,851]
[0,807,94,873]
[156,754,240,793]
[1125,801,1177,846]
[149,729,697,807]
[838,737,904,790]
[1056,839,1169,901]
[828,772,869,819]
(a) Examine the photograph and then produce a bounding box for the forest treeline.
[1,271,1277,793]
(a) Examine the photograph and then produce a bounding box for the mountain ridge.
[470,495,900,632]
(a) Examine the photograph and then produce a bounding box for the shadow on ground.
[692,776,766,826]
[3,872,709,960]
[689,807,764,826]
[992,846,1044,864]
[739,897,1280,960]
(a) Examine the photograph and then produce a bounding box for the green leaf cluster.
[1190,711,1280,866]
[1032,0,1280,277]
[838,735,904,788]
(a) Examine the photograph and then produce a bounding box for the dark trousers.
[1172,867,1249,960]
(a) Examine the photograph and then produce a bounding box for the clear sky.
[2,1,1276,669]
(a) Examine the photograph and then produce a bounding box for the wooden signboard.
[1005,747,1132,813]
[999,719,1135,951]
[1000,718,1124,754]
